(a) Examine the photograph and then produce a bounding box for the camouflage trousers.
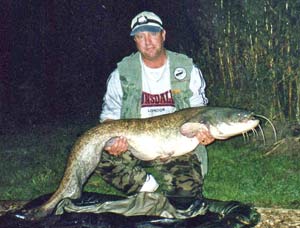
[95,150,203,206]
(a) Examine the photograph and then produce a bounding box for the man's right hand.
[104,136,129,156]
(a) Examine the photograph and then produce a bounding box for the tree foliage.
[180,0,300,122]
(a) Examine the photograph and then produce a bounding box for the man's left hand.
[196,130,215,145]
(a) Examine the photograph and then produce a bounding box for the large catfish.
[20,106,259,220]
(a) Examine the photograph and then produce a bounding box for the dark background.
[1,0,299,131]
[1,0,205,129]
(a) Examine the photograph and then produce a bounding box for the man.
[97,11,214,208]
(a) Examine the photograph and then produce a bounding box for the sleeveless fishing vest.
[117,50,193,119]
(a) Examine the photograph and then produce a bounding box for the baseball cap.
[130,11,163,36]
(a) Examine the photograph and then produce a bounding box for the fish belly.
[128,134,199,161]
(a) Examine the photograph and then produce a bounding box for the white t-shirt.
[100,54,208,122]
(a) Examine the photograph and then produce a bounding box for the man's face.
[134,30,166,62]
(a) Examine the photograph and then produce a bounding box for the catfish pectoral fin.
[158,151,175,163]
[180,123,207,138]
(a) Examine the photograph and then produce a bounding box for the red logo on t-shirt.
[141,90,175,107]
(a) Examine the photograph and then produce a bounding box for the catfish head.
[180,107,259,140]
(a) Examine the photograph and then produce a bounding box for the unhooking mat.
[0,192,260,228]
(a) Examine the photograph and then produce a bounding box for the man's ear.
[162,30,166,41]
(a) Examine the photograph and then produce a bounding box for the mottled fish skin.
[18,106,259,220]
[0,200,29,216]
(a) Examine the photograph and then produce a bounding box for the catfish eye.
[236,113,246,119]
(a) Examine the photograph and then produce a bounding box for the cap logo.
[132,16,163,30]
[174,68,187,80]
[137,16,148,25]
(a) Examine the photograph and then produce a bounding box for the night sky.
[1,1,194,129]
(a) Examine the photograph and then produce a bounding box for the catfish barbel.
[17,106,260,220]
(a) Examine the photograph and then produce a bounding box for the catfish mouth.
[209,119,260,140]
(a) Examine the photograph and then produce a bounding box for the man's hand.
[104,136,129,156]
[196,130,215,146]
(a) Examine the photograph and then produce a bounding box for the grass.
[203,140,300,209]
[0,121,299,209]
